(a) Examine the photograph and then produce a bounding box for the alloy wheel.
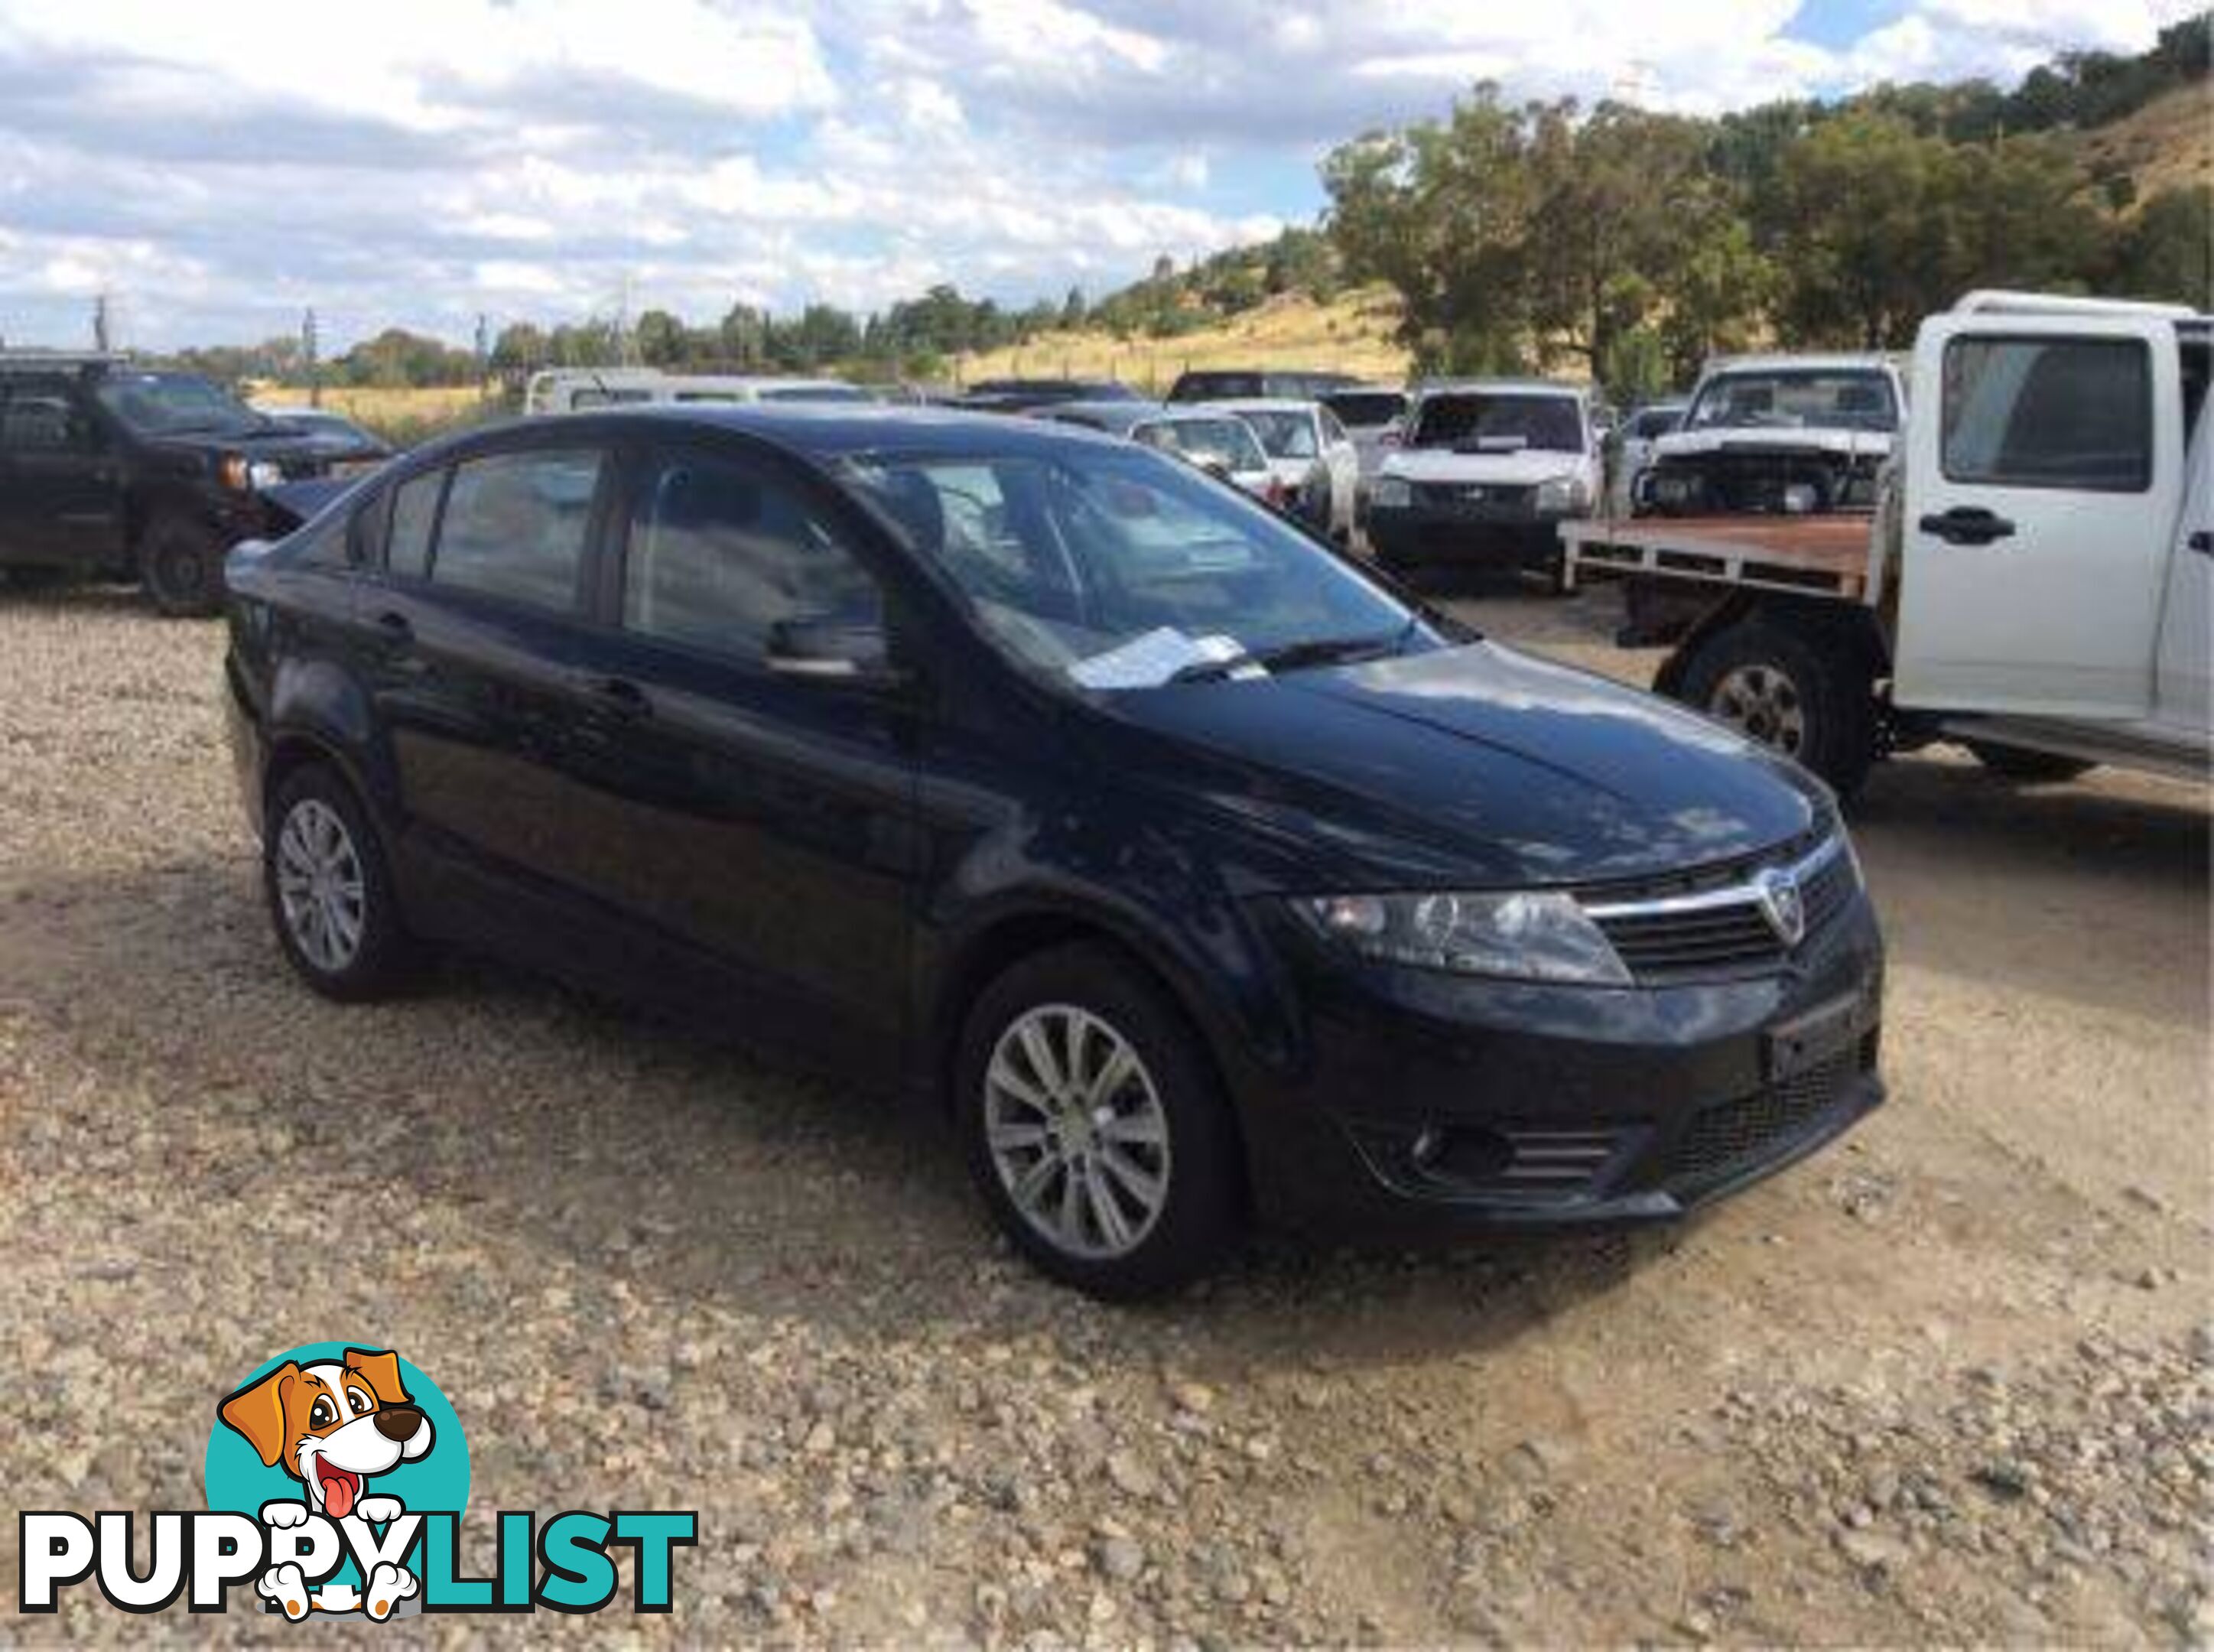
[983,1003,1172,1260]
[274,798,367,974]
[1709,662,1807,756]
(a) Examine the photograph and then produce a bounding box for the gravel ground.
[2,578,2208,1646]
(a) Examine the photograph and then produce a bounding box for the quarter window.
[1941,337,2152,492]
[430,448,603,612]
[622,448,881,662]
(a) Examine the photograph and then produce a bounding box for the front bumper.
[1366,507,1565,571]
[1233,893,1886,1237]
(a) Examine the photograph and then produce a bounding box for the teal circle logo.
[204,1342,469,1615]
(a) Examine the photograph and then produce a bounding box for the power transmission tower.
[93,293,112,353]
[303,308,321,408]
[475,312,491,402]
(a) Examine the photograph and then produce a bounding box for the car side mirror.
[766,614,907,691]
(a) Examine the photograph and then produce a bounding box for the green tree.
[2115,185,2213,306]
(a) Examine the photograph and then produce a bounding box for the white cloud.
[0,0,2196,350]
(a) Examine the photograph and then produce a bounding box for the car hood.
[1097,640,1825,889]
[145,426,330,468]
[1382,447,1592,486]
[1655,427,1895,460]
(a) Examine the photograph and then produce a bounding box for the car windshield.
[1410,392,1583,453]
[844,447,1431,691]
[93,372,265,437]
[1322,392,1407,428]
[1231,408,1318,460]
[1686,369,1897,433]
[1134,417,1268,473]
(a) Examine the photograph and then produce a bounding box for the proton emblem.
[1753,866,1806,946]
[1462,485,1487,502]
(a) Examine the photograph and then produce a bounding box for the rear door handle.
[371,610,414,647]
[569,672,652,720]
[1918,507,2016,546]
[2190,529,2212,558]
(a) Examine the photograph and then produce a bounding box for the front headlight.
[247,460,284,490]
[1294,890,1631,986]
[1533,474,1589,514]
[1371,476,1411,509]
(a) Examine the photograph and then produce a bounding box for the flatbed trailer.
[1559,514,1876,603]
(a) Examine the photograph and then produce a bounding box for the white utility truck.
[1562,291,2210,796]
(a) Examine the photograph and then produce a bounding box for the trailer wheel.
[1674,617,1876,798]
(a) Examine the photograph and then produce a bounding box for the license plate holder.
[1764,990,1868,1082]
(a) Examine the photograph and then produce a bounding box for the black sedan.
[258,405,394,473]
[222,405,1884,1297]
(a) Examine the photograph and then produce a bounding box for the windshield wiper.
[1169,626,1413,685]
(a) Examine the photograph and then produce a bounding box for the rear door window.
[1941,337,2152,492]
[428,447,604,612]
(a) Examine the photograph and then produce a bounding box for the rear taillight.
[1265,477,1286,509]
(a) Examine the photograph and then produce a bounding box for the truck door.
[1894,314,2184,719]
[0,376,127,570]
[2154,411,2210,735]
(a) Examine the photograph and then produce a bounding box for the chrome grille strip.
[1579,832,1846,924]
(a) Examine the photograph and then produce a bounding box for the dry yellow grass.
[245,383,490,421]
[953,284,1411,392]
[2071,82,2212,206]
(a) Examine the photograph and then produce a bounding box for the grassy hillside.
[2069,81,2212,204]
[953,285,1409,392]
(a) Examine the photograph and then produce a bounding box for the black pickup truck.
[0,353,333,615]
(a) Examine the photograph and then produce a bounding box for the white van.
[522,369,873,417]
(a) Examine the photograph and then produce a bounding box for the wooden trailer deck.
[1560,514,1876,600]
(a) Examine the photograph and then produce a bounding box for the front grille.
[1413,480,1534,514]
[1594,902,1781,976]
[1584,833,1857,984]
[1666,1046,1858,1185]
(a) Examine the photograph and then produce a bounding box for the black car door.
[353,436,625,921]
[0,377,125,568]
[557,435,922,1061]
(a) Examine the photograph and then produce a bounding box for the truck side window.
[0,382,89,453]
[1940,338,2151,493]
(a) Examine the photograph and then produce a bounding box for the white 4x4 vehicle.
[1562,292,2210,795]
[1638,353,1907,517]
[1366,379,1601,588]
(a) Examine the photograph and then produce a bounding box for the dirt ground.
[1,578,2206,1646]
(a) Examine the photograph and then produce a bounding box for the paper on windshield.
[1068,628,1250,690]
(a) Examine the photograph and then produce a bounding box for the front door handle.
[2190,529,2212,558]
[569,672,652,720]
[1919,507,2017,546]
[371,610,415,647]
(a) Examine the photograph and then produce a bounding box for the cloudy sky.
[0,0,2194,351]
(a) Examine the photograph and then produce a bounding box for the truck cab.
[1889,294,2209,763]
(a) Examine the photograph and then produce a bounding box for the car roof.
[1696,353,1896,376]
[1194,397,1315,414]
[445,402,1143,463]
[1414,378,1588,398]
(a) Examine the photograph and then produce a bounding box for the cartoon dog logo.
[217,1347,434,1620]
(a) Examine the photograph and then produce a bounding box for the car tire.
[1675,617,1876,798]
[139,514,225,617]
[955,942,1241,1299]
[1966,742,2095,784]
[264,764,418,1001]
